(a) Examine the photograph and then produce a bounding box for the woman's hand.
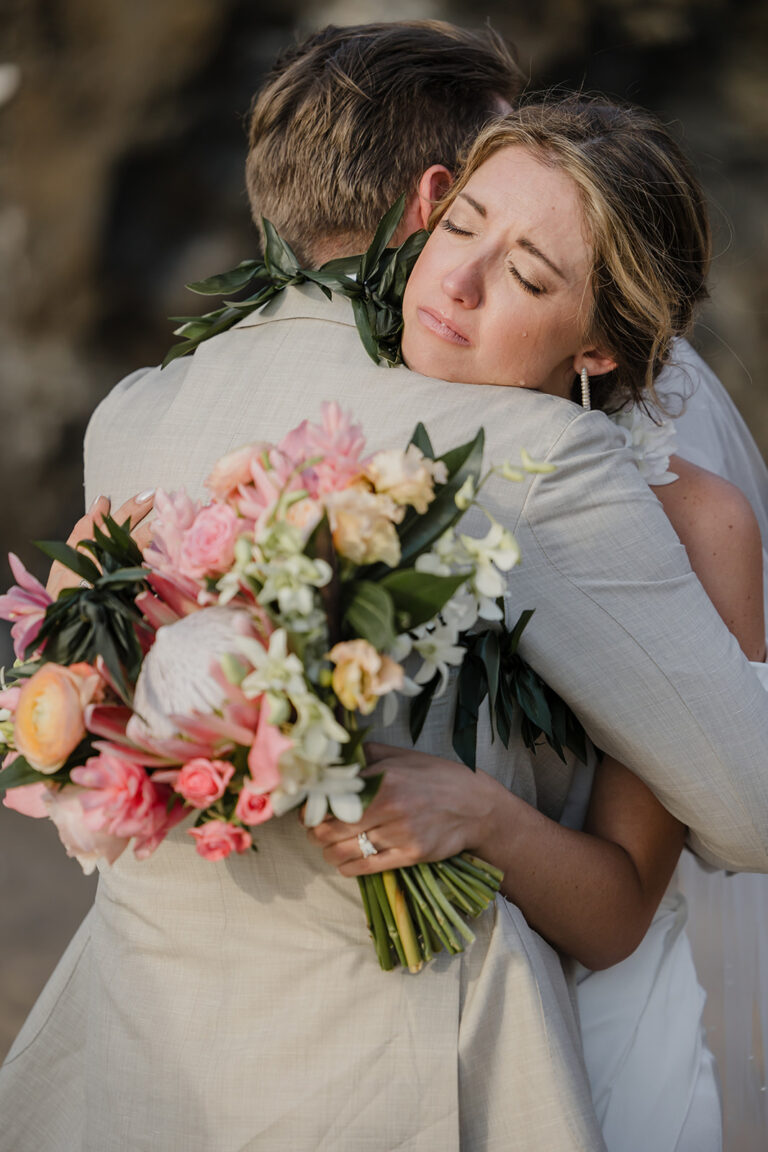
[306,742,500,877]
[46,491,155,598]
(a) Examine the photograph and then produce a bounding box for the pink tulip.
[2,781,50,818]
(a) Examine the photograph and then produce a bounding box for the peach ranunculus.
[328,639,404,715]
[14,662,102,773]
[178,503,241,581]
[325,485,403,567]
[173,758,235,808]
[364,444,448,515]
[187,820,252,861]
[235,781,274,826]
[44,784,130,874]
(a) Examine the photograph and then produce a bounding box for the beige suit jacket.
[3,286,765,1151]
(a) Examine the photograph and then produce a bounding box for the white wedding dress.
[573,343,768,1152]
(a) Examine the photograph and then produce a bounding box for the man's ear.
[398,165,454,240]
[416,164,454,228]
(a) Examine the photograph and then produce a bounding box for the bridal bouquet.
[0,405,558,972]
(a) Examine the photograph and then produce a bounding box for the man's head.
[245,21,523,264]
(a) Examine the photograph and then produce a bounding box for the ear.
[397,165,455,240]
[576,346,618,378]
[416,164,454,228]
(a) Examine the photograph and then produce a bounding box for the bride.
[308,98,765,1151]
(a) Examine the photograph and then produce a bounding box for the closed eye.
[440,217,474,238]
[508,264,544,296]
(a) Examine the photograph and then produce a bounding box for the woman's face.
[402,145,607,397]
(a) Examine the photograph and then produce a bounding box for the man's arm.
[510,408,768,872]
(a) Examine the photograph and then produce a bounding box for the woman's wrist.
[463,768,518,864]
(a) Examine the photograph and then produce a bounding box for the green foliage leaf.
[342,581,397,649]
[34,541,101,584]
[186,259,263,295]
[0,756,50,792]
[360,194,406,282]
[396,429,485,568]
[409,671,441,744]
[409,423,434,459]
[262,218,301,278]
[380,569,468,630]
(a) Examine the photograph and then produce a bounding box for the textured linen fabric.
[3,287,768,1150]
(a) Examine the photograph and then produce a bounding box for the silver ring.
[357,831,378,859]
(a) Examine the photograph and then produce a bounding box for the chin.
[401,331,463,383]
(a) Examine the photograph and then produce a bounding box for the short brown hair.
[433,98,711,411]
[246,21,523,264]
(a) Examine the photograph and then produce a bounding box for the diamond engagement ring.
[357,831,378,859]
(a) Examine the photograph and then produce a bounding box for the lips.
[416,307,471,347]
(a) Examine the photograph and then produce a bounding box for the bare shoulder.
[655,456,765,660]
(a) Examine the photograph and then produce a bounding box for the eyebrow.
[457,192,566,280]
[458,192,487,218]
[517,237,565,280]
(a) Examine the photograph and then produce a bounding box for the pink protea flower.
[188,820,251,861]
[0,553,53,659]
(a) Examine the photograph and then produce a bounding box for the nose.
[441,260,483,309]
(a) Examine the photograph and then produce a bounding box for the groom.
[85,19,768,869]
[5,20,766,1152]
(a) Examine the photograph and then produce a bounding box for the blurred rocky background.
[1,0,766,1080]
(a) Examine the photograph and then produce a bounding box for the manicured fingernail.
[89,494,107,510]
[136,489,155,503]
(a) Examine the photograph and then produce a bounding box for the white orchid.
[270,758,364,826]
[412,620,466,694]
[460,522,521,599]
[238,629,307,701]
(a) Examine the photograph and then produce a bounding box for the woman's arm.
[310,455,766,968]
[656,455,765,661]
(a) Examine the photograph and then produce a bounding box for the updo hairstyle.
[431,97,711,412]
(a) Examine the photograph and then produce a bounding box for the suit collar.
[233,281,356,330]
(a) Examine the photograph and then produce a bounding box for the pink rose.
[187,821,252,861]
[235,782,274,826]
[174,758,234,808]
[179,503,240,581]
[71,750,161,838]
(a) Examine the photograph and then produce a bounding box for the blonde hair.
[245,22,523,265]
[432,98,711,411]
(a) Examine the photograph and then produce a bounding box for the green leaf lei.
[164,195,427,369]
[163,205,589,771]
